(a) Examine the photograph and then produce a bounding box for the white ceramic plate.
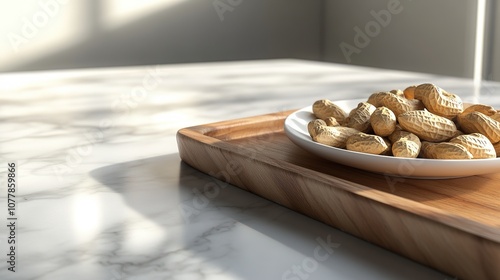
[284,99,500,179]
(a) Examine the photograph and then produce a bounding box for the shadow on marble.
[89,154,448,279]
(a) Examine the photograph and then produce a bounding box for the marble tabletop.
[1,59,498,280]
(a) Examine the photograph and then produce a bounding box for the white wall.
[324,0,478,78]
[3,0,495,82]
[0,0,323,72]
[487,0,500,81]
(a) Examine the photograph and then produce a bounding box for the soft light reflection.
[122,217,166,253]
[0,0,185,72]
[473,0,487,103]
[73,193,101,242]
[0,1,86,71]
[102,0,187,29]
[474,0,486,85]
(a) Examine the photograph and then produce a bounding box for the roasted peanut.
[390,89,405,97]
[494,142,500,157]
[388,128,420,143]
[389,129,421,158]
[370,106,396,137]
[308,119,327,138]
[457,104,496,134]
[449,133,496,159]
[420,141,473,159]
[392,140,421,158]
[381,138,392,156]
[325,117,341,127]
[490,112,500,123]
[345,102,376,133]
[367,92,387,107]
[461,104,496,117]
[367,91,424,116]
[381,93,424,117]
[413,83,463,119]
[403,85,417,99]
[309,85,499,160]
[346,132,390,155]
[458,112,500,144]
[398,110,458,142]
[313,126,360,148]
[312,99,348,124]
[457,104,496,127]
[451,129,464,138]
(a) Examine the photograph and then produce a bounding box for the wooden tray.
[176,110,500,280]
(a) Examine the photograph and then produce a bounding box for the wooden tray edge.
[176,111,500,280]
[177,112,500,244]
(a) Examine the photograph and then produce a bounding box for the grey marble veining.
[1,59,496,279]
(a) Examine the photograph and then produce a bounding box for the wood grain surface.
[176,110,500,280]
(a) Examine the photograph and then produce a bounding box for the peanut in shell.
[459,112,500,144]
[370,106,396,137]
[307,119,327,138]
[346,132,390,155]
[493,141,500,157]
[313,126,360,148]
[388,128,421,144]
[398,110,458,142]
[420,141,473,159]
[449,133,496,159]
[490,112,500,123]
[403,85,417,99]
[324,117,341,127]
[312,99,348,124]
[460,104,496,117]
[384,93,424,117]
[389,89,404,97]
[413,83,463,119]
[367,92,387,107]
[369,91,424,117]
[392,140,421,158]
[389,129,421,158]
[345,102,376,133]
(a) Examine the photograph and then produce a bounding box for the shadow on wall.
[5,0,322,72]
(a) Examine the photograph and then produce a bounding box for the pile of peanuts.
[308,83,500,159]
